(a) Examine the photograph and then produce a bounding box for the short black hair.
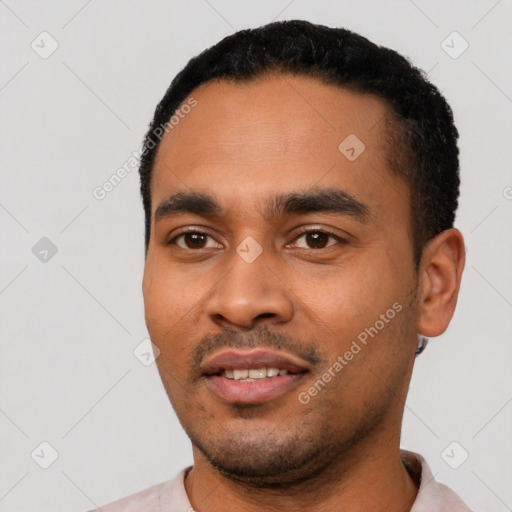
[139,19,459,267]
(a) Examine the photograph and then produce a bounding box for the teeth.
[222,367,289,380]
[249,368,266,379]
[233,369,249,380]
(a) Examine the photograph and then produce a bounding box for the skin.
[142,73,465,512]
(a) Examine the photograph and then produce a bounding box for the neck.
[184,432,418,512]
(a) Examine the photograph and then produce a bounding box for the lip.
[201,348,310,375]
[201,348,310,405]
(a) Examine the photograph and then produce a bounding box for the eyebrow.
[154,188,370,223]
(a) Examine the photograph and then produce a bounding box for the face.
[142,74,421,486]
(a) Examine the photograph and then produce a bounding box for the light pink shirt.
[90,450,472,511]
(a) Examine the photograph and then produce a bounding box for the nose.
[205,246,294,330]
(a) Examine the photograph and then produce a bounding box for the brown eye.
[183,233,208,248]
[169,232,222,250]
[305,232,330,248]
[291,230,342,250]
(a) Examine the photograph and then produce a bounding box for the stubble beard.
[163,286,420,489]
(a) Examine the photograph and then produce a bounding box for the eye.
[288,229,345,250]
[169,231,222,250]
[168,228,345,251]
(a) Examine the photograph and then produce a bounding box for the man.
[94,19,470,511]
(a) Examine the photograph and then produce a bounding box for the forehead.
[151,74,408,221]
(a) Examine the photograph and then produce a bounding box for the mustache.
[189,325,325,377]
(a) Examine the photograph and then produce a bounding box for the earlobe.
[417,228,466,338]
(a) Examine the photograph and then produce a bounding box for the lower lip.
[204,374,305,405]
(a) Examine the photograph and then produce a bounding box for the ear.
[417,228,466,337]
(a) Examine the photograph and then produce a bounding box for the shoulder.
[401,449,473,512]
[88,480,165,512]
[86,468,192,512]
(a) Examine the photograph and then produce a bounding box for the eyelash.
[168,227,346,250]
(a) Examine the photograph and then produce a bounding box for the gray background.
[1,1,511,511]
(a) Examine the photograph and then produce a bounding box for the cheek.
[302,255,395,317]
[143,256,194,321]
[143,270,192,387]
[143,259,183,339]
[298,255,409,358]
[142,257,212,368]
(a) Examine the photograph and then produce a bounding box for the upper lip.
[201,348,311,376]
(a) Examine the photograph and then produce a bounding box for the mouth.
[221,367,292,381]
[201,349,310,405]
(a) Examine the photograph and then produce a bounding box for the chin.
[188,426,339,488]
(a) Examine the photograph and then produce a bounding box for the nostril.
[256,313,275,320]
